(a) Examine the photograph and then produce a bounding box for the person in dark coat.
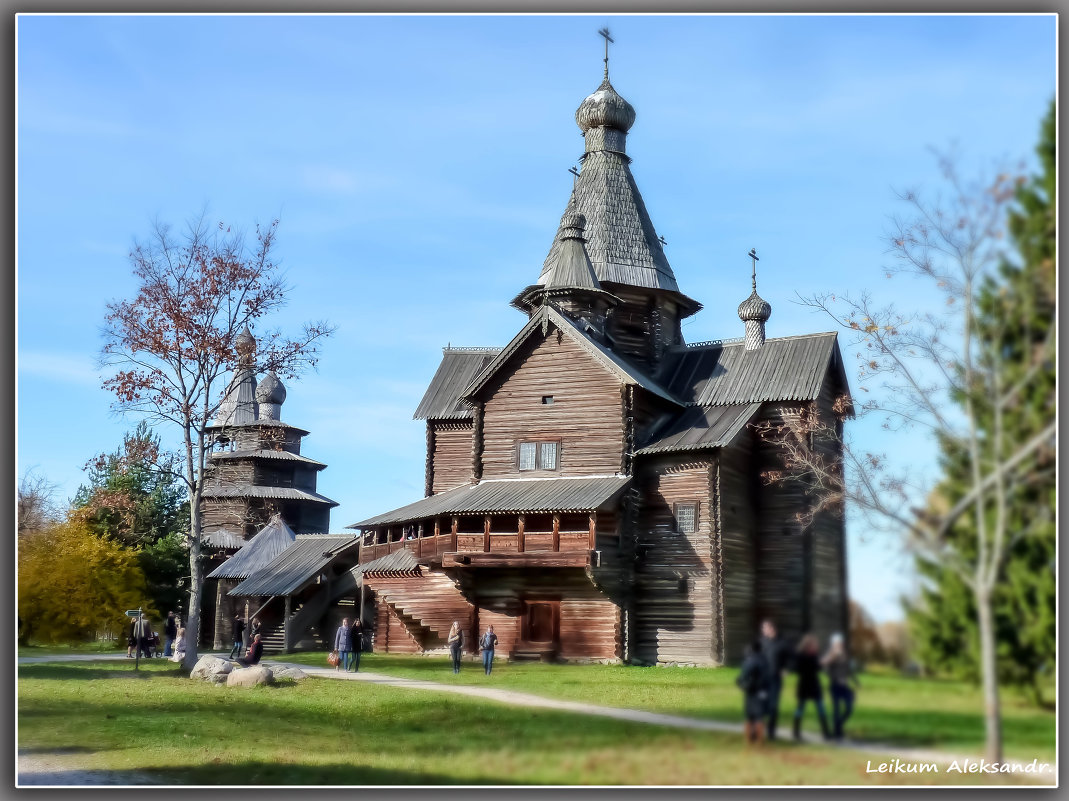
[163,611,178,658]
[228,614,246,659]
[792,633,830,741]
[447,621,463,674]
[822,633,859,740]
[236,633,263,667]
[479,625,498,675]
[250,616,263,643]
[334,617,354,672]
[759,619,789,740]
[349,618,364,672]
[736,639,771,744]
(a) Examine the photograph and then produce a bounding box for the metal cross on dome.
[749,248,759,291]
[598,27,614,79]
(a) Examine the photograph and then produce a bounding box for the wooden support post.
[284,595,292,653]
[483,516,491,552]
[552,514,560,552]
[451,516,459,550]
[588,511,597,551]
[517,514,525,553]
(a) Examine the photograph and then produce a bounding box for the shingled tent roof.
[413,348,501,420]
[349,475,631,528]
[206,514,298,580]
[228,534,360,597]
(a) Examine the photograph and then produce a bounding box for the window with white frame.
[518,440,560,472]
[674,502,698,534]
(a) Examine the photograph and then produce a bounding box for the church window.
[518,440,560,472]
[542,395,555,405]
[674,502,697,534]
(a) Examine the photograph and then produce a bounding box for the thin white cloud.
[18,350,100,387]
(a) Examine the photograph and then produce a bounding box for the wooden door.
[525,601,558,644]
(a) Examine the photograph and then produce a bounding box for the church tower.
[518,43,702,369]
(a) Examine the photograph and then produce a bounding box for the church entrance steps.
[365,572,474,647]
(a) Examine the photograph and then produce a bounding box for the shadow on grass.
[147,761,526,786]
[19,664,184,681]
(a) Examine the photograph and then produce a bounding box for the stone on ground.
[270,665,308,681]
[190,655,232,681]
[226,666,274,688]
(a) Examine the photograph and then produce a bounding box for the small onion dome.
[575,78,636,134]
[737,290,772,323]
[255,371,287,406]
[235,326,256,355]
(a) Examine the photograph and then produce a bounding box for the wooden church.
[348,54,851,666]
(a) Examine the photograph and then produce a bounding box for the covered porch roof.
[228,534,360,597]
[349,474,631,529]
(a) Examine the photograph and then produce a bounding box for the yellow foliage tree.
[18,519,154,643]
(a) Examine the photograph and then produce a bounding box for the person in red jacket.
[236,633,263,667]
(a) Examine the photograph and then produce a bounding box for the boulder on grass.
[270,665,308,682]
[208,673,229,685]
[227,666,274,688]
[190,655,232,681]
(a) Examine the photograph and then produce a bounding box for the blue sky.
[17,14,1055,622]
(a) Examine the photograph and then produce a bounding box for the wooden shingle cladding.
[427,420,475,495]
[478,326,627,479]
[631,457,719,666]
[715,432,758,665]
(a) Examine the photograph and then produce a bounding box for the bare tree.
[100,215,333,672]
[17,468,63,538]
[755,158,1056,762]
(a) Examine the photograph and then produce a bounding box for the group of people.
[737,619,859,745]
[332,617,366,672]
[127,611,186,663]
[447,621,498,675]
[228,614,265,667]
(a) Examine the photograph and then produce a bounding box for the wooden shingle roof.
[413,348,501,420]
[206,514,298,580]
[659,332,848,407]
[349,475,631,528]
[228,534,360,597]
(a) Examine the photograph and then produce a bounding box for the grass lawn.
[19,641,126,657]
[271,652,1056,764]
[17,660,1049,786]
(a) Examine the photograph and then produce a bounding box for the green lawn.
[271,652,1056,763]
[17,660,1050,786]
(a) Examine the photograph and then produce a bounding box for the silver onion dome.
[255,371,287,406]
[575,78,636,133]
[737,290,772,323]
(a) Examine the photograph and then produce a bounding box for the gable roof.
[413,348,501,420]
[635,402,762,456]
[461,305,680,407]
[206,514,298,580]
[658,332,848,407]
[228,534,360,597]
[349,474,631,528]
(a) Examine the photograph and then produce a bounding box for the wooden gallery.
[204,59,851,665]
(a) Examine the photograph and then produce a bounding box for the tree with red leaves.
[100,216,333,671]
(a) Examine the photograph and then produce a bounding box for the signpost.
[125,607,143,671]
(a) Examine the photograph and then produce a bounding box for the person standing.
[479,625,498,675]
[334,617,354,672]
[137,616,154,659]
[792,633,830,741]
[349,618,364,672]
[822,633,858,740]
[163,611,178,658]
[759,619,789,740]
[228,614,246,659]
[127,617,138,658]
[447,621,463,674]
[250,616,263,643]
[737,639,771,745]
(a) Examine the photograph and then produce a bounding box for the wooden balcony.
[359,512,600,569]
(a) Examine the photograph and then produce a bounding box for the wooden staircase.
[366,572,473,649]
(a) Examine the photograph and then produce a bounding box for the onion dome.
[737,289,772,323]
[255,370,286,421]
[575,78,636,134]
[255,371,287,406]
[235,326,256,354]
